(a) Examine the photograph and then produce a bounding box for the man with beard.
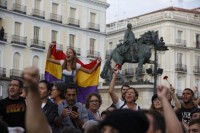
[177,88,198,131]
[55,82,88,132]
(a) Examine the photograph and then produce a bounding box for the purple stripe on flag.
[77,86,98,104]
[45,72,61,83]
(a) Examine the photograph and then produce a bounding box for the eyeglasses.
[89,100,99,103]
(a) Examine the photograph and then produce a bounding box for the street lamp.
[147,37,168,94]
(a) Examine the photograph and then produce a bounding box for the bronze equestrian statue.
[101,23,160,80]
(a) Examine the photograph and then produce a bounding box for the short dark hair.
[65,82,77,93]
[183,88,194,96]
[191,108,200,118]
[142,110,166,133]
[39,80,52,91]
[189,118,200,126]
[11,79,23,88]
[85,93,102,109]
[52,81,66,99]
[120,83,130,91]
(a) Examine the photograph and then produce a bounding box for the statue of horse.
[101,31,159,80]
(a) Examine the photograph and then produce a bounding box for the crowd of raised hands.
[0,66,199,133]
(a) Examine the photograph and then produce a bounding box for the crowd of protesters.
[0,47,200,133]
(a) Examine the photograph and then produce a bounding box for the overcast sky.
[106,0,200,23]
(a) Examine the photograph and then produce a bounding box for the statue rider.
[120,23,136,54]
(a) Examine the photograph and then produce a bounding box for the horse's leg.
[135,59,144,81]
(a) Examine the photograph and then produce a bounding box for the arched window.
[32,55,39,67]
[13,52,20,70]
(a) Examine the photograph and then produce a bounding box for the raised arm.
[170,85,181,111]
[79,57,101,74]
[108,67,120,104]
[157,85,183,133]
[23,67,51,133]
[46,44,60,64]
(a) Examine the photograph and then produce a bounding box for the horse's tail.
[100,54,112,79]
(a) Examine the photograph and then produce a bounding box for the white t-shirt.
[60,60,81,76]
[114,98,140,110]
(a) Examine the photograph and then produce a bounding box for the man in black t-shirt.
[0,79,26,128]
[176,88,197,132]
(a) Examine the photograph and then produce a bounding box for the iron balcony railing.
[0,33,7,42]
[176,39,186,47]
[30,39,46,49]
[87,50,100,58]
[193,66,200,74]
[68,17,80,27]
[10,69,22,78]
[0,0,7,9]
[105,49,113,59]
[13,3,26,14]
[11,35,27,46]
[88,22,100,31]
[67,46,81,56]
[50,13,62,23]
[32,9,45,19]
[175,64,187,73]
[0,67,6,77]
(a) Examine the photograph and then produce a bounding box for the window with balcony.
[177,53,182,65]
[196,34,200,49]
[176,30,185,47]
[35,0,40,9]
[32,0,45,19]
[69,34,75,47]
[34,26,39,43]
[13,52,20,70]
[194,55,200,74]
[89,13,99,31]
[13,0,26,14]
[68,7,79,26]
[176,53,187,72]
[0,0,7,9]
[50,3,62,23]
[90,38,95,54]
[70,7,76,18]
[90,13,96,23]
[51,30,57,42]
[32,55,39,67]
[52,3,58,14]
[11,22,27,46]
[15,22,21,36]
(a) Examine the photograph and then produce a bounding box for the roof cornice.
[75,0,110,9]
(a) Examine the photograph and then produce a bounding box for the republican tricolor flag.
[45,45,100,103]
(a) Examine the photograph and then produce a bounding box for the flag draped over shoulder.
[45,45,100,103]
[76,59,100,103]
[45,45,66,82]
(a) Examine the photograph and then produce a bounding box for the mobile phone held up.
[72,106,78,112]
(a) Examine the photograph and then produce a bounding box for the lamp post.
[153,37,168,94]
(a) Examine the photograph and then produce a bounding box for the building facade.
[0,0,109,99]
[105,7,200,101]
